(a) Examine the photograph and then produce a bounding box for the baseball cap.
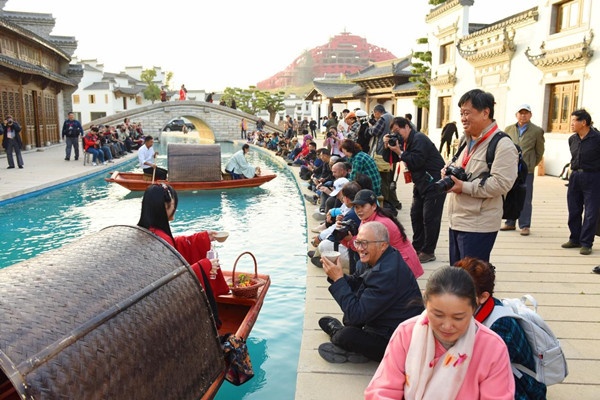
[351,189,377,205]
[329,177,349,197]
[355,110,368,118]
[516,104,532,113]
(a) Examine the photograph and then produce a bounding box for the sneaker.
[318,342,369,364]
[500,224,516,231]
[593,266,600,274]
[304,194,318,205]
[311,223,326,233]
[310,256,323,268]
[418,252,436,263]
[312,211,326,221]
[561,241,581,248]
[580,247,592,255]
[318,316,343,337]
[520,227,530,236]
[102,161,107,165]
[107,160,114,163]
[64,157,70,161]
[92,162,97,166]
[74,157,79,161]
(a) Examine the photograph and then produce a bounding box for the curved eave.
[0,55,79,86]
[0,18,71,62]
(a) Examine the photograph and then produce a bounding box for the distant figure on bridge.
[230,99,237,109]
[179,85,187,101]
[160,87,168,102]
[205,92,214,103]
[225,144,261,179]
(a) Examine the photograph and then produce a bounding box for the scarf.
[404,310,477,400]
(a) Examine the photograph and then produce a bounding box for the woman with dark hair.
[455,257,547,399]
[340,139,382,196]
[365,266,515,399]
[340,189,423,279]
[138,183,229,326]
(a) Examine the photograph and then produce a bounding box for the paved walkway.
[0,144,135,202]
[0,144,598,399]
[294,168,600,399]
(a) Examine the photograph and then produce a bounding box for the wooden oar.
[151,152,157,184]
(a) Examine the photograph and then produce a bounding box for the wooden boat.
[105,171,276,191]
[0,225,270,400]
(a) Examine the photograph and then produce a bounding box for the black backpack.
[484,132,528,220]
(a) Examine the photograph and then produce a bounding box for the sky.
[6,0,538,92]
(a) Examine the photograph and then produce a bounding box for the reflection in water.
[0,138,307,400]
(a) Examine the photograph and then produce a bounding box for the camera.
[388,133,400,147]
[326,130,333,138]
[369,114,377,125]
[434,165,470,191]
[332,219,359,242]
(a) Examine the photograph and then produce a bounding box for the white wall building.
[425,0,597,176]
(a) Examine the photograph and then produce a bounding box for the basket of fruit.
[228,251,265,298]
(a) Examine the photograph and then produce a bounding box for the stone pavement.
[0,144,135,202]
[294,168,600,400]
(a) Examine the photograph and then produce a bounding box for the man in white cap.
[501,104,545,236]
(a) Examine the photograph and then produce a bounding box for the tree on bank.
[141,69,161,103]
[222,87,285,123]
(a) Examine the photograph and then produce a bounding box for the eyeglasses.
[353,240,386,249]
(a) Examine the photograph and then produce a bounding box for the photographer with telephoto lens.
[383,117,446,263]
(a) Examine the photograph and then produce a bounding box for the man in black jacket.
[317,221,423,363]
[2,115,24,169]
[383,116,446,263]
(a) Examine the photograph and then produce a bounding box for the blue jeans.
[567,170,600,248]
[505,173,534,228]
[86,147,104,163]
[449,229,498,265]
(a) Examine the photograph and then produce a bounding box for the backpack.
[483,294,568,386]
[484,132,528,220]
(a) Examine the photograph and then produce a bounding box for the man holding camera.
[1,115,24,169]
[383,117,446,263]
[445,89,518,264]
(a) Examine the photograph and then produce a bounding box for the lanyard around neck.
[461,126,498,168]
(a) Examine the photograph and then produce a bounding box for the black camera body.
[369,114,377,125]
[388,133,400,147]
[434,165,470,191]
[326,131,333,138]
[332,219,359,242]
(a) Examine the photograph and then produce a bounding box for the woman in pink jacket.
[365,266,515,400]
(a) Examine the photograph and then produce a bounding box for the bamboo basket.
[228,252,265,298]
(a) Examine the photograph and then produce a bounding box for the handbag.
[221,334,254,386]
[373,154,391,172]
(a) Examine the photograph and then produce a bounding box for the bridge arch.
[83,101,283,141]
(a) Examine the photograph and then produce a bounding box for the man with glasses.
[316,221,423,364]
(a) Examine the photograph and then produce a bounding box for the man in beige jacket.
[444,89,518,264]
[500,104,545,236]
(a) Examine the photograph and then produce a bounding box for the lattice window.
[549,81,579,132]
[554,0,584,33]
[437,96,452,128]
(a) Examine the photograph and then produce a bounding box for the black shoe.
[74,157,79,160]
[593,266,600,274]
[307,250,315,258]
[7,166,14,169]
[318,342,370,364]
[64,157,70,161]
[311,256,323,268]
[304,194,318,205]
[395,202,402,210]
[18,165,23,169]
[318,316,343,337]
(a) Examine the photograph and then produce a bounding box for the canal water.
[0,137,308,399]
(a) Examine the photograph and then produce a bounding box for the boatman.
[225,144,261,179]
[138,136,168,180]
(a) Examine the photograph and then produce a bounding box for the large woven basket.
[228,252,265,298]
[0,225,223,400]
[167,143,222,182]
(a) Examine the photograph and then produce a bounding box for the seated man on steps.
[317,221,424,364]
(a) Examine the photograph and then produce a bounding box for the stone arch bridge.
[84,101,283,141]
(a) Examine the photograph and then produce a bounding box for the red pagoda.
[257,31,397,90]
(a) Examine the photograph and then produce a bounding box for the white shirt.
[138,145,155,169]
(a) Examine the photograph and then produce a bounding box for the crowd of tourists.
[287,88,596,399]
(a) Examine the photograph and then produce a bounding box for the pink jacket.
[365,316,515,400]
[366,213,424,279]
